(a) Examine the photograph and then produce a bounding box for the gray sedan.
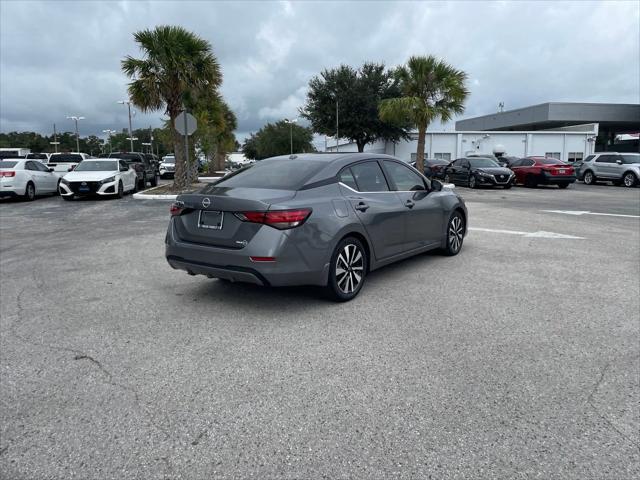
[166,153,467,301]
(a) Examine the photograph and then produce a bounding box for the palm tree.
[379,55,469,173]
[121,25,222,189]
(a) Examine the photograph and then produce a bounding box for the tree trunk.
[172,120,189,190]
[356,139,365,152]
[415,124,427,173]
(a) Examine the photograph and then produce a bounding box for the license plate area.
[558,169,565,174]
[198,210,224,230]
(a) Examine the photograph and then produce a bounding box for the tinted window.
[34,162,50,172]
[539,158,565,165]
[0,161,18,168]
[25,161,38,171]
[339,168,358,190]
[595,155,616,163]
[468,158,499,168]
[119,160,129,170]
[203,159,326,191]
[74,161,118,172]
[510,159,523,167]
[621,155,640,164]
[350,162,389,192]
[26,153,48,160]
[425,159,449,167]
[583,155,595,163]
[383,161,425,191]
[110,153,143,162]
[49,154,83,163]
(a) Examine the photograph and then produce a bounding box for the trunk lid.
[173,186,296,249]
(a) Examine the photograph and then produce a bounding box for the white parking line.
[542,210,640,219]
[469,227,585,239]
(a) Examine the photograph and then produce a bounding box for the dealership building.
[325,102,639,163]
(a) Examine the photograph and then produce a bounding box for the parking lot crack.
[586,360,640,451]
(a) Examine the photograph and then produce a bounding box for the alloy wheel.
[336,244,364,294]
[469,176,476,188]
[448,215,464,253]
[26,183,35,200]
[444,174,450,183]
[624,173,636,187]
[584,171,593,184]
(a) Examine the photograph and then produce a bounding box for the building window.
[545,152,561,160]
[567,152,583,163]
[434,152,451,161]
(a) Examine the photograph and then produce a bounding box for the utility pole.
[118,100,135,151]
[66,116,84,152]
[50,123,60,153]
[149,126,153,155]
[336,98,339,152]
[285,118,297,155]
[102,129,115,153]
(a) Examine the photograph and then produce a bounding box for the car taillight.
[0,171,15,177]
[170,202,185,216]
[235,209,312,230]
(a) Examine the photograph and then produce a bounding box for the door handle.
[354,202,370,212]
[405,199,415,209]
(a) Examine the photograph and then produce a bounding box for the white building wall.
[326,129,597,163]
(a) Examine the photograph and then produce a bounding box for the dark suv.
[109,152,159,189]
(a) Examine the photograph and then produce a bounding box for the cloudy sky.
[1,0,638,148]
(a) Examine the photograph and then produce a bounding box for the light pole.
[284,118,298,155]
[50,123,60,153]
[102,129,116,153]
[66,116,84,152]
[117,100,135,152]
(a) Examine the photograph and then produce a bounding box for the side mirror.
[431,179,443,192]
[48,168,54,172]
[616,159,623,165]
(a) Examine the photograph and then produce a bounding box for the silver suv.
[579,152,640,187]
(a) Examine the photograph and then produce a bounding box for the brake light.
[0,171,15,177]
[235,209,312,230]
[170,202,185,216]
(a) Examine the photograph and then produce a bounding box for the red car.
[510,156,576,188]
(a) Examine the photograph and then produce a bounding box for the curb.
[198,176,223,182]
[132,184,177,201]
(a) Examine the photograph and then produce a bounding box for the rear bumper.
[540,174,576,185]
[165,219,330,287]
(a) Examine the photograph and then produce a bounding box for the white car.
[58,159,138,200]
[160,154,175,178]
[47,152,92,176]
[0,159,61,201]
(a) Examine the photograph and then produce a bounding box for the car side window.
[383,160,426,191]
[338,168,358,190]
[450,159,459,167]
[461,160,470,168]
[511,159,523,167]
[596,155,614,163]
[583,155,594,163]
[25,161,38,171]
[522,159,535,167]
[35,162,49,172]
[350,162,389,192]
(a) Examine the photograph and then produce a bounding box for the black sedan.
[410,158,451,179]
[443,157,515,189]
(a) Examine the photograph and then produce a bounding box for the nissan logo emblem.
[202,197,211,208]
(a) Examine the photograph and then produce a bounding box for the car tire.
[469,176,477,189]
[444,174,451,184]
[583,170,596,185]
[326,236,367,302]
[62,195,73,201]
[623,172,638,188]
[56,179,61,195]
[524,175,537,188]
[24,182,35,201]
[558,183,569,189]
[139,174,146,190]
[443,211,465,256]
[116,181,124,198]
[151,173,159,187]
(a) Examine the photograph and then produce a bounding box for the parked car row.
[413,152,640,189]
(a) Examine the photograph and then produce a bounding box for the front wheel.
[116,181,124,198]
[443,212,465,256]
[623,172,638,187]
[326,237,367,302]
[469,176,477,189]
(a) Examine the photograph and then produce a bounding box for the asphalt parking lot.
[1,182,639,479]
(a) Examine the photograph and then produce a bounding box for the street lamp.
[66,116,85,152]
[117,100,135,152]
[102,129,116,153]
[284,118,298,155]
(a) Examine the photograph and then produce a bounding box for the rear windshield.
[26,153,48,160]
[0,151,22,159]
[539,158,565,165]
[110,153,142,162]
[49,154,83,163]
[202,159,327,191]
[621,155,640,164]
[0,161,18,168]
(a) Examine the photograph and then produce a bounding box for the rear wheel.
[24,182,35,201]
[151,172,159,187]
[623,172,638,187]
[558,183,569,189]
[326,237,367,302]
[469,176,477,189]
[116,181,124,198]
[583,170,596,185]
[443,212,465,256]
[524,175,537,188]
